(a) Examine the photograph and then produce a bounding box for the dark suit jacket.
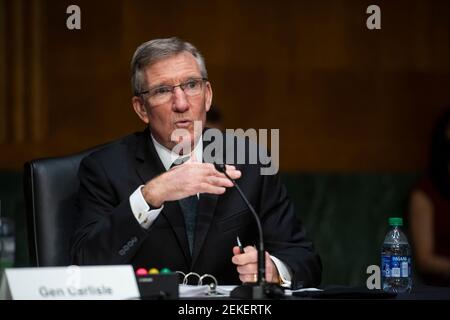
[71,128,321,288]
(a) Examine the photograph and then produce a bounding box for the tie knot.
[171,156,190,168]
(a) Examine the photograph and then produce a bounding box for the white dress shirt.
[129,134,292,287]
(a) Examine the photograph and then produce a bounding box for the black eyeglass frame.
[138,77,209,97]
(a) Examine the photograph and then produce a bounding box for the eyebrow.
[148,76,202,89]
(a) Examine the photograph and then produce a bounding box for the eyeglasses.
[139,78,208,105]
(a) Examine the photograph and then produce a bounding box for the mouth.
[174,119,192,128]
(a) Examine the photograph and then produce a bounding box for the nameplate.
[0,265,140,300]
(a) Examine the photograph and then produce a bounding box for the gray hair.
[130,37,208,96]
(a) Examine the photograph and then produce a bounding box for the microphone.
[214,163,284,299]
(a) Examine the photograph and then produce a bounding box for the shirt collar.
[151,133,203,171]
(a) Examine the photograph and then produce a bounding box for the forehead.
[144,52,201,86]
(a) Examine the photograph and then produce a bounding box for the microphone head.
[214,163,226,173]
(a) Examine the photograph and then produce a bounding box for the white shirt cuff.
[129,185,163,229]
[270,255,293,288]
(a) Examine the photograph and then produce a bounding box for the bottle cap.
[389,217,403,226]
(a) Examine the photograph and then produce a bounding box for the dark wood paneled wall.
[1,0,449,171]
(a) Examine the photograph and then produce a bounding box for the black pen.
[236,236,245,254]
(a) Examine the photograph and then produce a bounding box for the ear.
[205,82,213,112]
[132,96,150,124]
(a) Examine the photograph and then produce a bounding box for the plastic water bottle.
[381,217,412,293]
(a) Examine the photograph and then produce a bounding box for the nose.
[172,86,189,113]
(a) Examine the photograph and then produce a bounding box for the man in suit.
[71,37,321,288]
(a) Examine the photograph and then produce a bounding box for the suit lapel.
[134,129,165,184]
[191,134,221,268]
[134,128,191,266]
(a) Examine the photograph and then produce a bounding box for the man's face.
[132,51,212,151]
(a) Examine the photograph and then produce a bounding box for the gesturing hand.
[142,162,241,207]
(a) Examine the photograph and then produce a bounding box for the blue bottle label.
[382,255,411,278]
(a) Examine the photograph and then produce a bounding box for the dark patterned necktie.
[171,157,198,254]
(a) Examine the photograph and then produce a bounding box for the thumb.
[232,246,242,256]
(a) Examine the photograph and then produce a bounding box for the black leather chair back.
[24,144,109,266]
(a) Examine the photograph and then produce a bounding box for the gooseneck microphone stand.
[214,164,284,299]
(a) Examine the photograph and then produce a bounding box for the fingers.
[224,165,242,180]
[231,246,257,265]
[233,247,257,283]
[216,164,242,180]
[224,164,236,171]
[265,252,278,283]
[239,273,258,283]
[189,164,240,192]
[171,162,241,182]
[202,163,242,180]
[232,246,257,276]
[237,264,256,275]
[165,162,242,198]
[197,183,226,195]
[232,246,241,256]
[205,176,234,188]
[232,248,280,284]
